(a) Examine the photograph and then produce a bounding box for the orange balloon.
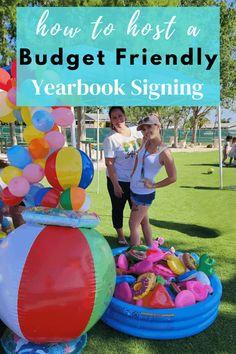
[28,138,50,160]
[50,124,60,132]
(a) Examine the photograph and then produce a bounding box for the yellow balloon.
[23,125,45,144]
[0,92,12,118]
[21,106,32,125]
[5,96,19,110]
[34,159,46,169]
[1,166,22,184]
[0,111,16,123]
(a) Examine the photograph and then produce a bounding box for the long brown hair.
[108,106,126,131]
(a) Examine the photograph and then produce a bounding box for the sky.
[208,107,236,124]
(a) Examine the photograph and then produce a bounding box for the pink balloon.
[44,131,65,150]
[52,108,74,127]
[7,87,16,105]
[8,176,30,197]
[23,163,45,183]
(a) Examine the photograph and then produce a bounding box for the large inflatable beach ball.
[34,187,61,208]
[45,147,94,191]
[60,187,91,211]
[0,224,116,343]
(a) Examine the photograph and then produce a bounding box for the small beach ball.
[60,187,91,211]
[0,224,116,342]
[45,147,94,191]
[34,187,61,208]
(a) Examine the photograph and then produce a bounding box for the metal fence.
[86,128,236,145]
[1,125,236,148]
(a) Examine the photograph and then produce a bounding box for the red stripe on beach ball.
[18,226,96,342]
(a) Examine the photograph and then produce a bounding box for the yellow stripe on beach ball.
[56,147,82,190]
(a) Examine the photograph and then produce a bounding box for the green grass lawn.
[84,151,236,354]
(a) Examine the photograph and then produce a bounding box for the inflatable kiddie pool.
[102,247,222,340]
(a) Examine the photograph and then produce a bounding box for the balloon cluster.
[0,60,94,213]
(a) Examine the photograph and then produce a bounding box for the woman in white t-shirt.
[103,106,142,245]
[129,114,177,246]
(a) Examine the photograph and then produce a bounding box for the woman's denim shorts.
[130,191,155,206]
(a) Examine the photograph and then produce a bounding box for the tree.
[180,0,236,143]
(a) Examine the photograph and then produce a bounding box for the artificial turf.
[85,151,236,354]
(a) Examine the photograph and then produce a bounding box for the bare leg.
[129,203,149,246]
[141,213,152,246]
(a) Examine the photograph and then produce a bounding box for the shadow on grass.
[186,163,236,169]
[220,275,236,306]
[186,163,219,167]
[104,235,128,249]
[87,312,234,354]
[180,186,221,190]
[149,219,220,238]
[180,186,235,191]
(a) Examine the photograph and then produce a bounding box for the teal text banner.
[17,7,220,106]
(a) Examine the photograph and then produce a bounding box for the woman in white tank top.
[129,114,177,247]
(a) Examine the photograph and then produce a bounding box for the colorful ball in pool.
[60,187,91,211]
[0,224,116,342]
[34,187,61,208]
[45,147,94,191]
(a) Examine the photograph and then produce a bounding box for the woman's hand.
[114,183,124,198]
[144,178,154,189]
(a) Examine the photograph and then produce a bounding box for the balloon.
[11,59,16,78]
[52,106,71,109]
[23,125,44,144]
[0,111,16,123]
[23,183,44,207]
[1,187,23,206]
[7,145,32,169]
[8,176,30,197]
[52,108,74,127]
[21,107,32,125]
[32,110,54,132]
[0,91,12,118]
[45,147,94,191]
[7,87,16,105]
[28,138,50,159]
[50,124,60,132]
[13,109,23,123]
[30,106,52,115]
[1,166,22,185]
[0,68,11,91]
[34,159,46,169]
[44,131,65,150]
[34,187,61,208]
[23,163,44,183]
[2,64,11,75]
[10,78,16,88]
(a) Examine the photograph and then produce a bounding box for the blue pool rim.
[102,247,222,340]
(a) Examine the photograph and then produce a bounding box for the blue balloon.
[32,110,54,132]
[13,109,23,123]
[2,65,11,75]
[2,217,11,229]
[7,145,32,169]
[23,183,44,207]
